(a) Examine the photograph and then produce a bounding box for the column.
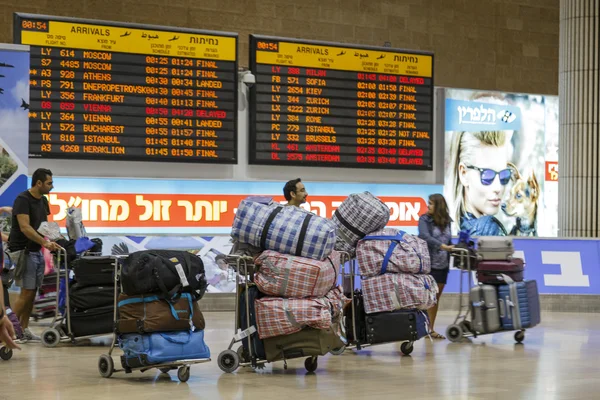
[559,0,600,236]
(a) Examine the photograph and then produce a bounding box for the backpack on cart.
[121,250,208,301]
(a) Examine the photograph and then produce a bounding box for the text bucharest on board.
[14,13,238,164]
[249,35,434,170]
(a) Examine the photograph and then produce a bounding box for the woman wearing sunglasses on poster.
[447,130,511,236]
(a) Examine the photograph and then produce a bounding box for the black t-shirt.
[8,190,50,252]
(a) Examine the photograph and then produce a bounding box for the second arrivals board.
[249,35,434,170]
[14,13,238,164]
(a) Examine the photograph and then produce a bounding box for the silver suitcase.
[476,236,514,261]
[470,284,501,334]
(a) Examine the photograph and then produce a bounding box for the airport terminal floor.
[3,311,599,400]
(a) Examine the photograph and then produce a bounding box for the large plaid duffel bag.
[232,198,336,260]
[332,192,390,256]
[356,228,431,278]
[361,272,438,314]
[255,250,340,298]
[255,287,349,339]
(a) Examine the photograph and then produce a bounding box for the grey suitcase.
[476,237,514,261]
[470,284,501,334]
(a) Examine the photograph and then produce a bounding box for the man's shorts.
[15,251,45,290]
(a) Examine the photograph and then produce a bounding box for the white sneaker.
[22,328,41,342]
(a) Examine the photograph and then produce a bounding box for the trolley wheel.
[98,354,114,378]
[446,324,464,343]
[237,345,249,363]
[177,366,190,382]
[400,341,414,356]
[304,356,318,373]
[329,346,346,355]
[460,320,473,334]
[41,328,61,348]
[514,331,525,343]
[159,367,172,374]
[0,346,13,361]
[218,349,240,373]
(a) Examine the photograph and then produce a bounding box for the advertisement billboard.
[0,45,29,212]
[444,89,559,237]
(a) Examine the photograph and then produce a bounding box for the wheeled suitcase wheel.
[218,349,240,373]
[400,341,414,355]
[0,346,13,360]
[446,324,463,342]
[304,356,318,372]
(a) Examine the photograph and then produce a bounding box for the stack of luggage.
[68,256,117,337]
[117,250,210,369]
[470,237,541,334]
[231,197,348,362]
[334,192,437,345]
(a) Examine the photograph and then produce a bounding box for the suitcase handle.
[158,331,192,345]
[498,298,505,318]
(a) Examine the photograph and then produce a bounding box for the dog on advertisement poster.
[501,162,540,236]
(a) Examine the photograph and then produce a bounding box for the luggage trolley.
[97,255,210,382]
[217,254,330,373]
[41,249,116,347]
[335,252,419,356]
[445,247,526,344]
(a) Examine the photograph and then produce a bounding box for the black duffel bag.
[121,250,207,301]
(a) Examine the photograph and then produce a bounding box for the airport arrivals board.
[14,14,238,163]
[249,35,434,170]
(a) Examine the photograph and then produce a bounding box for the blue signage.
[445,99,522,132]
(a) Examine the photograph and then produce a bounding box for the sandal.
[429,331,446,339]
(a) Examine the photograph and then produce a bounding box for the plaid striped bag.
[361,272,438,314]
[255,296,333,339]
[232,199,336,261]
[255,250,341,298]
[332,192,390,256]
[356,228,431,277]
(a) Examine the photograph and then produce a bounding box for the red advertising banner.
[48,193,427,228]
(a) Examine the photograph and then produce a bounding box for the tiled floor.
[3,311,600,400]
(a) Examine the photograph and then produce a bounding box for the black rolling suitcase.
[238,285,266,360]
[69,284,116,311]
[365,309,429,344]
[344,289,367,344]
[73,257,115,287]
[69,304,114,337]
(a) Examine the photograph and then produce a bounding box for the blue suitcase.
[497,280,541,330]
[119,329,210,369]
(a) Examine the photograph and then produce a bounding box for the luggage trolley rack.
[97,255,210,382]
[217,254,328,373]
[446,247,526,343]
[335,252,419,356]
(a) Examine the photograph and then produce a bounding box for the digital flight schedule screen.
[249,35,434,170]
[14,13,238,164]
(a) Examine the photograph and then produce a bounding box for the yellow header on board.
[20,20,236,61]
[255,40,432,77]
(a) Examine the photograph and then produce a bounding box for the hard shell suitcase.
[263,325,344,362]
[476,237,514,261]
[498,280,541,330]
[69,304,114,337]
[476,259,525,284]
[365,309,429,344]
[120,329,210,368]
[238,285,266,360]
[69,284,116,311]
[470,284,501,334]
[73,257,115,287]
[116,292,205,334]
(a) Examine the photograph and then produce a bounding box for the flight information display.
[249,35,434,170]
[14,13,238,163]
